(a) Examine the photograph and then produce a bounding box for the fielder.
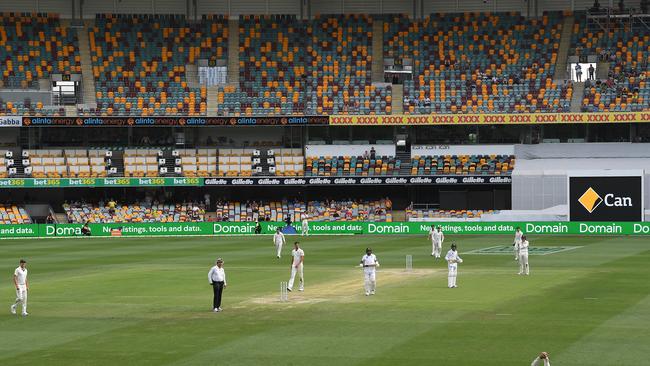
[359,247,379,296]
[513,227,523,260]
[273,227,286,258]
[287,242,304,292]
[429,225,444,258]
[531,352,550,366]
[518,235,530,275]
[445,244,463,288]
[301,213,309,236]
[10,259,29,316]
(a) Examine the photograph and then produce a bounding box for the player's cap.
[19,259,26,263]
[366,247,372,253]
[216,258,224,263]
[450,243,457,249]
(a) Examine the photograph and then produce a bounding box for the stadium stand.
[217,148,254,176]
[22,149,110,178]
[219,14,390,115]
[63,201,206,223]
[305,155,400,176]
[214,199,392,222]
[0,13,79,116]
[86,14,228,116]
[123,148,160,177]
[306,14,390,115]
[0,13,80,88]
[233,15,305,116]
[0,204,32,224]
[384,12,571,114]
[572,15,650,112]
[406,207,497,220]
[410,154,515,175]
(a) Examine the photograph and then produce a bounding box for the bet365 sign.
[569,175,643,221]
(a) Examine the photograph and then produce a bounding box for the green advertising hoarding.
[0,177,201,188]
[1,221,650,239]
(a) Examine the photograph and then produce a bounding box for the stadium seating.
[24,149,109,178]
[0,13,80,89]
[306,14,390,115]
[177,148,218,177]
[571,15,650,112]
[406,208,497,220]
[308,199,392,221]
[217,149,254,176]
[234,15,305,116]
[214,199,392,222]
[305,155,400,176]
[0,100,65,116]
[87,14,228,116]
[123,148,160,177]
[63,201,206,223]
[384,12,571,114]
[0,13,79,116]
[410,154,514,175]
[220,14,390,115]
[273,148,304,176]
[0,204,31,224]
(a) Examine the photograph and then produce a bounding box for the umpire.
[208,258,227,312]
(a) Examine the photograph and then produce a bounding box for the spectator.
[45,214,55,224]
[81,221,91,236]
[588,64,595,80]
[424,96,431,107]
[575,64,583,82]
[370,147,376,160]
[107,199,116,216]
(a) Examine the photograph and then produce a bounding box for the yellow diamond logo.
[578,187,603,213]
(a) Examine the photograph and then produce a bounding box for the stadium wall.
[512,143,650,211]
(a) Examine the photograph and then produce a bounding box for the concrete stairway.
[570,82,585,112]
[227,19,240,83]
[76,20,97,106]
[597,62,609,79]
[371,20,384,82]
[553,15,575,81]
[207,86,220,116]
[185,64,200,89]
[64,105,77,117]
[396,150,411,175]
[391,84,403,114]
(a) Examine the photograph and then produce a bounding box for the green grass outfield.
[1,234,649,365]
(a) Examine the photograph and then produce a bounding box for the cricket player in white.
[273,228,286,258]
[10,259,28,316]
[429,225,444,258]
[513,227,523,260]
[445,244,463,288]
[287,242,304,292]
[359,247,379,296]
[518,235,530,275]
[301,213,309,236]
[531,352,550,366]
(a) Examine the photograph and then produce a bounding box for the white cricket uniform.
[301,215,309,236]
[288,248,304,291]
[431,229,444,258]
[360,254,379,295]
[273,232,286,257]
[518,240,530,275]
[13,266,28,314]
[531,356,550,366]
[445,249,463,288]
[514,230,523,260]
